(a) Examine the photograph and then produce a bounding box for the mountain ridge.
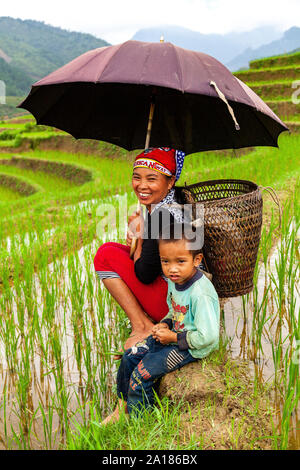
[132,24,284,66]
[227,26,300,70]
[0,16,110,95]
[132,24,300,70]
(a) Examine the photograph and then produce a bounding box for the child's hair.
[158,223,203,258]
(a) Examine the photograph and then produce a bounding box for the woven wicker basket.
[179,179,263,298]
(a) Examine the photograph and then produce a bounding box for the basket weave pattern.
[181,179,263,298]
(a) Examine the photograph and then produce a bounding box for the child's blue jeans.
[117,335,196,415]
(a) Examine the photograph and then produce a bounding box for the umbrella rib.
[244,105,282,147]
[68,42,125,83]
[95,42,125,82]
[173,45,184,92]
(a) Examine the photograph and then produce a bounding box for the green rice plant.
[0,311,19,374]
[80,311,95,393]
[259,211,276,276]
[268,197,299,447]
[250,285,271,358]
[0,184,22,202]
[1,384,8,446]
[228,416,247,450]
[67,396,197,450]
[38,397,57,450]
[279,354,300,449]
[9,403,39,450]
[14,338,32,437]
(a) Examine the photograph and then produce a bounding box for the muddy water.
[4,228,57,253]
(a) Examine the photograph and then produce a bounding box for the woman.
[93,147,186,350]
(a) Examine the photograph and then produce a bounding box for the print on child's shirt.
[169,293,189,332]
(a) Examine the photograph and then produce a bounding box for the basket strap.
[210,81,240,131]
[260,185,282,228]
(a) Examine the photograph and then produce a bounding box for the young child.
[103,224,220,423]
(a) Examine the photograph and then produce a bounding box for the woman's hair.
[158,223,203,258]
[166,174,176,188]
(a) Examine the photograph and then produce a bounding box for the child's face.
[159,239,203,285]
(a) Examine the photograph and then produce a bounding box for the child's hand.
[154,329,177,345]
[152,322,169,335]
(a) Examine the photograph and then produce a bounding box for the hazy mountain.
[227,27,300,70]
[0,17,110,96]
[132,24,283,64]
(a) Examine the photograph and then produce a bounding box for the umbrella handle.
[145,99,155,149]
[129,98,156,259]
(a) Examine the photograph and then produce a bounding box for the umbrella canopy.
[19,40,288,155]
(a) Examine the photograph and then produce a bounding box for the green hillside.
[234,51,300,133]
[0,17,110,95]
[0,58,33,96]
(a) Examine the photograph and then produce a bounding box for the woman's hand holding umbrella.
[127,209,144,258]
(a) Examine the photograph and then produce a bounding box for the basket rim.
[180,178,259,192]
[178,178,261,205]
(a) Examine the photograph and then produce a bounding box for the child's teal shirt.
[161,271,220,359]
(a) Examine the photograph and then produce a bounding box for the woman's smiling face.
[132,167,175,210]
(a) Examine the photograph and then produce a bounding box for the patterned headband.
[133,148,185,182]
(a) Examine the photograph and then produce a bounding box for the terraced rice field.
[0,52,299,449]
[234,50,300,134]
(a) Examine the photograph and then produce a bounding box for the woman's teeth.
[139,193,151,197]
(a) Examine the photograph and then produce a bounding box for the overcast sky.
[2,0,300,44]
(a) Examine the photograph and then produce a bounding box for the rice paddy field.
[0,51,299,449]
[0,115,298,450]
